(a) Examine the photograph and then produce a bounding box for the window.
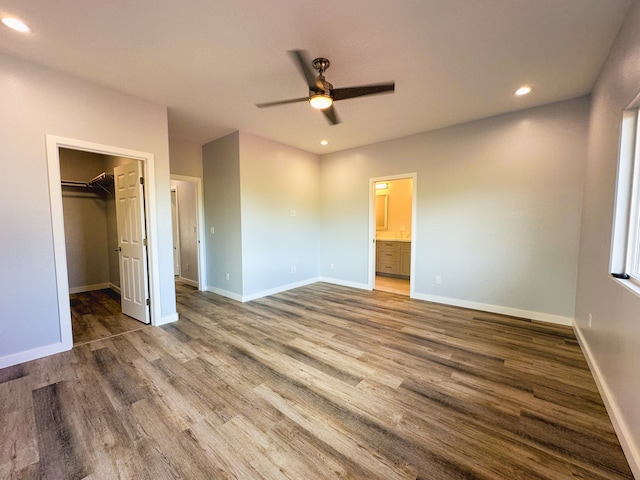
[612,106,640,288]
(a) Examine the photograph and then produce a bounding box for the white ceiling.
[0,0,632,154]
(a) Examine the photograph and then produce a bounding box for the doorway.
[58,148,150,343]
[46,135,162,351]
[170,174,206,290]
[369,173,417,296]
[171,186,181,276]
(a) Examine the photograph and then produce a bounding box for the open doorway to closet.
[370,174,416,296]
[53,145,153,345]
[47,135,164,352]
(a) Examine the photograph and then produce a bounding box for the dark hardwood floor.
[0,283,633,479]
[70,289,148,345]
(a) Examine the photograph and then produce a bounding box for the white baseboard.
[207,286,243,302]
[241,277,321,302]
[411,292,573,326]
[68,283,110,294]
[205,278,572,327]
[156,312,179,326]
[206,278,323,303]
[109,283,121,295]
[178,276,199,288]
[319,277,371,291]
[0,340,71,369]
[573,322,640,479]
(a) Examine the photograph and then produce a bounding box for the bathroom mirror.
[376,194,388,230]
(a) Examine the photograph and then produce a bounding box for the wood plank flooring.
[0,283,633,479]
[70,289,148,345]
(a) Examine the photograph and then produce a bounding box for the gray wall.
[200,98,588,321]
[202,131,321,299]
[170,137,203,178]
[575,0,640,473]
[60,149,110,290]
[320,97,589,321]
[238,132,320,297]
[58,151,135,292]
[203,132,243,296]
[0,51,175,364]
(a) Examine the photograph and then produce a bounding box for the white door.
[114,161,150,324]
[171,187,181,276]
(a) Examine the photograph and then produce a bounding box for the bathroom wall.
[376,178,413,240]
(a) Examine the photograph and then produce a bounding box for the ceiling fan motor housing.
[312,58,333,93]
[312,57,330,74]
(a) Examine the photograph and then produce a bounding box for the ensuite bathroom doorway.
[372,175,415,296]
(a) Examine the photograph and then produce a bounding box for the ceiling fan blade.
[322,105,340,125]
[255,97,309,108]
[331,83,395,101]
[289,50,320,92]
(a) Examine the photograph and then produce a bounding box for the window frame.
[612,105,640,290]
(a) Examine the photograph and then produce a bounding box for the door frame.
[170,185,181,276]
[170,174,207,290]
[368,172,417,296]
[46,135,162,350]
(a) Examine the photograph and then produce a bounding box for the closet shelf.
[61,172,114,196]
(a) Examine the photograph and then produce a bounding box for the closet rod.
[61,180,90,187]
[61,172,113,196]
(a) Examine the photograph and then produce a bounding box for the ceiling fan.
[256,50,395,125]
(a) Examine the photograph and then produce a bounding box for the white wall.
[574,1,640,475]
[320,97,589,322]
[0,52,176,366]
[239,132,320,298]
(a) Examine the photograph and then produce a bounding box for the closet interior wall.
[59,148,131,294]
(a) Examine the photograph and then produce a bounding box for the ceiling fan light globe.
[309,94,333,109]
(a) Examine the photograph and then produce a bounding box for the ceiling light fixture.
[2,17,30,32]
[309,93,333,110]
[320,140,328,146]
[375,183,388,190]
[515,85,533,96]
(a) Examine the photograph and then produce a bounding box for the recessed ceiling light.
[2,17,30,32]
[320,140,328,146]
[515,86,533,96]
[2,17,29,32]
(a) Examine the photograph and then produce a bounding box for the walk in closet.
[60,148,121,294]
